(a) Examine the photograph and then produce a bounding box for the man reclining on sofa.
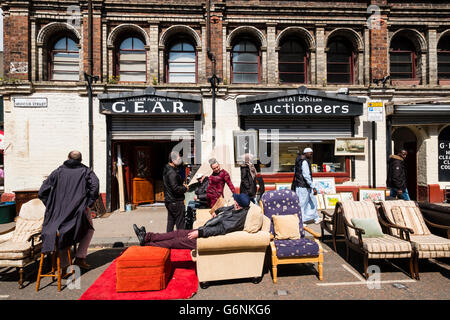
[132,193,251,250]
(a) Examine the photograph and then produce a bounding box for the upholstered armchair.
[380,200,450,280]
[320,207,345,251]
[192,203,271,288]
[337,200,415,279]
[0,199,46,288]
[260,190,323,284]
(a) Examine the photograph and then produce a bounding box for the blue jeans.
[390,188,411,200]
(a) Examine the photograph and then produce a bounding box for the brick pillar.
[149,22,160,84]
[266,23,277,84]
[369,14,389,82]
[315,26,325,86]
[427,27,438,85]
[82,14,102,77]
[3,9,30,80]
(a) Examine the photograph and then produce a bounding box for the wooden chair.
[0,199,45,288]
[260,190,323,284]
[380,200,450,280]
[338,200,415,279]
[35,233,75,292]
[320,207,345,251]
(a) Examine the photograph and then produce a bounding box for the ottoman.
[116,246,172,292]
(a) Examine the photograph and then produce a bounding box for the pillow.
[390,206,406,227]
[272,214,301,240]
[209,197,226,214]
[350,218,384,238]
[244,202,263,233]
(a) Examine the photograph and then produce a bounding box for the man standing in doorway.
[387,149,410,200]
[291,148,321,224]
[38,151,99,270]
[163,151,188,231]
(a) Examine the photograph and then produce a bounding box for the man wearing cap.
[132,193,251,250]
[291,148,322,224]
[185,173,209,229]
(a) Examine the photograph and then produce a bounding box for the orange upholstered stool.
[116,246,172,292]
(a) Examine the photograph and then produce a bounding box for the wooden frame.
[324,193,342,210]
[359,188,386,202]
[260,199,323,284]
[334,137,367,156]
[311,177,336,195]
[337,202,415,279]
[339,192,354,202]
[315,194,325,210]
[320,205,346,251]
[233,130,259,164]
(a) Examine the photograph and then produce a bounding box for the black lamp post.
[84,72,99,169]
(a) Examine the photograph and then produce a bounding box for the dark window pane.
[233,72,258,83]
[279,63,304,73]
[390,52,412,63]
[438,63,450,73]
[233,63,258,73]
[391,63,412,73]
[391,36,415,51]
[327,73,350,84]
[233,52,258,62]
[279,53,305,63]
[327,63,350,74]
[280,73,305,83]
[438,53,450,64]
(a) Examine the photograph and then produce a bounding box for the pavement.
[0,204,449,302]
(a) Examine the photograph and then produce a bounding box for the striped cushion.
[410,234,450,259]
[381,200,430,236]
[10,216,43,243]
[350,234,412,258]
[341,200,381,239]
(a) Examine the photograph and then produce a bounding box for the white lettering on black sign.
[252,103,349,115]
[439,141,450,181]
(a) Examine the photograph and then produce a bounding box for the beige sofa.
[192,203,271,288]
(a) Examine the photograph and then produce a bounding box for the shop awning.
[98,87,202,115]
[237,86,365,117]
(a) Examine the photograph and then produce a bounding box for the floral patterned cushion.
[261,190,305,238]
[274,238,319,258]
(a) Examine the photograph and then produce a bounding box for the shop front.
[98,87,202,211]
[236,86,365,190]
[387,103,450,202]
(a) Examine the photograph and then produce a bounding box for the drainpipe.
[87,0,94,169]
[206,0,219,148]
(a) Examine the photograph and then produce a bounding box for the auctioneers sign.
[237,90,364,117]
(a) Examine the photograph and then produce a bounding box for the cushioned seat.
[409,234,450,258]
[350,235,412,258]
[274,238,319,258]
[116,246,172,292]
[0,241,42,259]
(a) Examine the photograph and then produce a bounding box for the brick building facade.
[1,0,450,210]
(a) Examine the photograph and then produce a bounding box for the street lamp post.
[84,72,99,169]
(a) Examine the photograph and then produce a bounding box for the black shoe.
[133,224,146,246]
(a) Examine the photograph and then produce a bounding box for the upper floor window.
[231,40,260,84]
[390,36,417,80]
[50,36,79,81]
[438,35,450,80]
[166,41,197,83]
[279,37,309,84]
[116,37,146,82]
[327,37,355,84]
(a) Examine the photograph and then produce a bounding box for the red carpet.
[79,248,197,300]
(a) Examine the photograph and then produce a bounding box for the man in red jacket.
[206,158,236,208]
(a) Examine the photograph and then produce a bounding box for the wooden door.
[132,146,154,204]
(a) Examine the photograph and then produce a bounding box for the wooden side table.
[13,189,40,216]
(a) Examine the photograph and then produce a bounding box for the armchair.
[260,190,323,284]
[380,200,450,280]
[192,203,271,288]
[338,200,415,279]
[320,207,345,251]
[0,198,46,288]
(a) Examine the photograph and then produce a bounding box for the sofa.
[192,203,271,288]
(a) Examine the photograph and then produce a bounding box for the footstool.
[116,246,172,292]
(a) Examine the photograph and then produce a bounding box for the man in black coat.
[387,149,410,200]
[163,151,188,232]
[133,193,251,250]
[38,151,99,269]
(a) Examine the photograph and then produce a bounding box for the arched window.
[116,37,146,82]
[231,40,260,84]
[390,36,417,80]
[166,41,197,83]
[50,36,79,81]
[438,35,450,80]
[327,37,354,84]
[279,37,309,84]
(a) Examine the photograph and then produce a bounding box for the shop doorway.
[110,140,190,211]
[392,127,417,200]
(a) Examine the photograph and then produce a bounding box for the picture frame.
[311,177,336,195]
[275,183,291,191]
[315,194,325,210]
[334,137,368,156]
[324,194,342,210]
[233,130,259,164]
[359,188,386,202]
[339,192,354,202]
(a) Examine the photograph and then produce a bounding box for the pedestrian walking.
[38,150,99,270]
[387,149,410,200]
[206,158,236,208]
[291,148,321,224]
[163,151,188,231]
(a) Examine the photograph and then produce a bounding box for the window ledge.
[438,79,450,86]
[391,79,420,86]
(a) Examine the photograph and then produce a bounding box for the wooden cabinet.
[13,189,39,216]
[132,177,154,205]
